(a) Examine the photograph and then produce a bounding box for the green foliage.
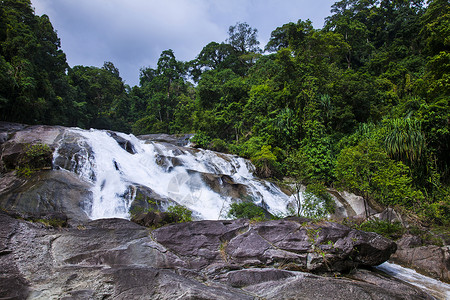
[251,145,281,178]
[34,218,67,228]
[208,138,229,153]
[16,165,33,178]
[421,196,450,226]
[357,220,405,240]
[335,139,424,207]
[190,131,212,149]
[383,118,425,163]
[167,204,193,223]
[286,182,335,219]
[1,0,449,228]
[15,143,52,177]
[304,183,335,216]
[227,202,265,219]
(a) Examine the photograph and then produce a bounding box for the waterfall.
[53,128,294,220]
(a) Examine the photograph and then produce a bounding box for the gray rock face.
[391,235,450,283]
[138,133,194,146]
[0,170,91,226]
[152,218,397,273]
[0,213,432,299]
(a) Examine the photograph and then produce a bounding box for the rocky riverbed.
[0,211,435,299]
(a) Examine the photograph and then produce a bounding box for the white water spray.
[377,262,450,300]
[56,128,293,220]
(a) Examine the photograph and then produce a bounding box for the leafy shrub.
[304,183,335,217]
[227,202,265,219]
[287,182,335,219]
[251,145,281,178]
[208,138,229,152]
[335,139,424,207]
[190,131,212,148]
[167,204,193,223]
[16,143,52,177]
[422,199,450,226]
[235,136,265,158]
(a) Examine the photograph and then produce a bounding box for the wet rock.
[52,130,96,180]
[131,211,180,227]
[244,269,433,300]
[108,131,136,154]
[138,133,194,146]
[0,212,433,299]
[195,171,250,200]
[350,268,436,299]
[127,184,177,217]
[0,170,91,225]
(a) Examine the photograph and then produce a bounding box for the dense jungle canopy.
[0,0,448,225]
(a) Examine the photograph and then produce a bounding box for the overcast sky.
[32,0,336,87]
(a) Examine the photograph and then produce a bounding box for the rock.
[138,133,194,146]
[131,211,180,227]
[0,213,31,299]
[0,125,61,171]
[350,268,437,299]
[52,130,96,180]
[0,170,91,225]
[391,243,450,283]
[152,218,397,273]
[195,171,250,200]
[243,270,433,300]
[0,212,433,299]
[396,234,423,249]
[221,268,297,288]
[127,184,178,218]
[328,189,379,221]
[107,131,136,154]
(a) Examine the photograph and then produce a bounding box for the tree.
[189,42,243,81]
[226,22,261,54]
[335,139,424,210]
[0,0,71,125]
[265,20,314,52]
[68,62,126,129]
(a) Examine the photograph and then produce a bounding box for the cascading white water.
[58,128,294,220]
[376,262,450,300]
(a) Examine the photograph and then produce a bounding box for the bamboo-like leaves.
[384,118,425,164]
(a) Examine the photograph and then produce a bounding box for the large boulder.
[152,217,397,274]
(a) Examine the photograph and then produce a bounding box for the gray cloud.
[32,0,336,86]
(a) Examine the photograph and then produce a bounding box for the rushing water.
[376,262,450,300]
[54,128,294,220]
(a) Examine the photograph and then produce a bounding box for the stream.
[377,262,450,299]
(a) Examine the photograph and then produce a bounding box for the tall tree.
[226,22,261,54]
[0,0,71,125]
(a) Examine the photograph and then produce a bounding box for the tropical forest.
[1,0,449,227]
[1,0,450,297]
